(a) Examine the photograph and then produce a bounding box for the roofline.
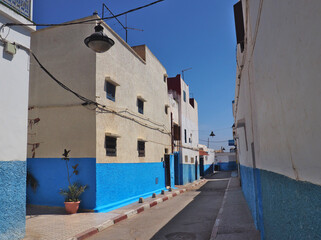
[32,15,146,64]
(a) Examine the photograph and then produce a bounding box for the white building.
[0,0,35,239]
[168,74,199,184]
[27,15,173,212]
[233,1,321,239]
[198,144,215,176]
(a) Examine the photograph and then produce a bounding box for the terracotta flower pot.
[64,201,80,214]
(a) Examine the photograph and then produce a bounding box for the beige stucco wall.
[28,17,97,158]
[28,15,171,161]
[94,21,171,164]
[234,0,321,185]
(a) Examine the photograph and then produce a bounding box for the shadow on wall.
[27,158,96,210]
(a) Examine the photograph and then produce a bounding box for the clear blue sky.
[34,0,238,150]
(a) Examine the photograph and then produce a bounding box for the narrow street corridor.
[89,172,231,240]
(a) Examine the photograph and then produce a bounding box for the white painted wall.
[179,77,199,165]
[215,152,236,164]
[198,144,215,165]
[0,4,35,162]
[234,0,321,185]
[95,21,171,163]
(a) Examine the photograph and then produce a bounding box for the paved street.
[89,172,231,240]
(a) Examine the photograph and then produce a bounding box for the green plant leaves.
[59,183,87,202]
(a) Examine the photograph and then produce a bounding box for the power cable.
[31,52,171,135]
[2,0,164,28]
[199,139,229,143]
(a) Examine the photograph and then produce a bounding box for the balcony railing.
[1,0,31,19]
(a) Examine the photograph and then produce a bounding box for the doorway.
[200,157,204,177]
[195,159,198,181]
[164,154,171,187]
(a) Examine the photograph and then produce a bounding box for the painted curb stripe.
[137,207,144,214]
[75,227,98,240]
[70,187,190,240]
[150,201,157,207]
[113,214,128,224]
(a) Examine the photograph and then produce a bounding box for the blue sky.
[34,0,238,150]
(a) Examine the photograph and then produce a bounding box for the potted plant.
[59,149,87,214]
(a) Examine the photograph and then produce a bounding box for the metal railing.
[1,0,31,19]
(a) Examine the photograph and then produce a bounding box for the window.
[183,90,186,102]
[191,157,194,164]
[165,148,168,154]
[105,136,116,156]
[185,155,188,163]
[138,141,145,157]
[184,129,187,143]
[164,75,167,83]
[173,125,181,140]
[105,81,116,101]
[189,133,192,143]
[137,98,144,114]
[165,105,168,115]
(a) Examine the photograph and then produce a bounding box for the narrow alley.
[88,172,259,240]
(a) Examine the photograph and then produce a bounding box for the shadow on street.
[151,171,232,240]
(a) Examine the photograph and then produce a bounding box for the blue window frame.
[137,98,144,114]
[105,81,116,101]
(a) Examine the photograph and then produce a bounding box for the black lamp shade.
[84,24,115,53]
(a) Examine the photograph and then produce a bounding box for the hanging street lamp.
[84,23,115,53]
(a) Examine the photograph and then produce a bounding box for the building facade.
[168,74,199,185]
[233,1,321,239]
[0,0,35,239]
[198,144,215,176]
[27,15,174,212]
[214,152,236,171]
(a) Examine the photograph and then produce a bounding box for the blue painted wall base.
[217,161,237,171]
[27,158,96,209]
[203,164,213,176]
[174,152,199,185]
[240,165,321,240]
[96,162,167,212]
[28,158,175,213]
[0,161,26,240]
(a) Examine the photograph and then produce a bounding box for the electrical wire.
[31,52,101,107]
[3,0,164,28]
[199,139,230,143]
[31,52,171,136]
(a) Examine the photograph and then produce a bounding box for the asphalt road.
[89,172,231,240]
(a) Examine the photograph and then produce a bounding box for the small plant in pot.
[59,149,87,214]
